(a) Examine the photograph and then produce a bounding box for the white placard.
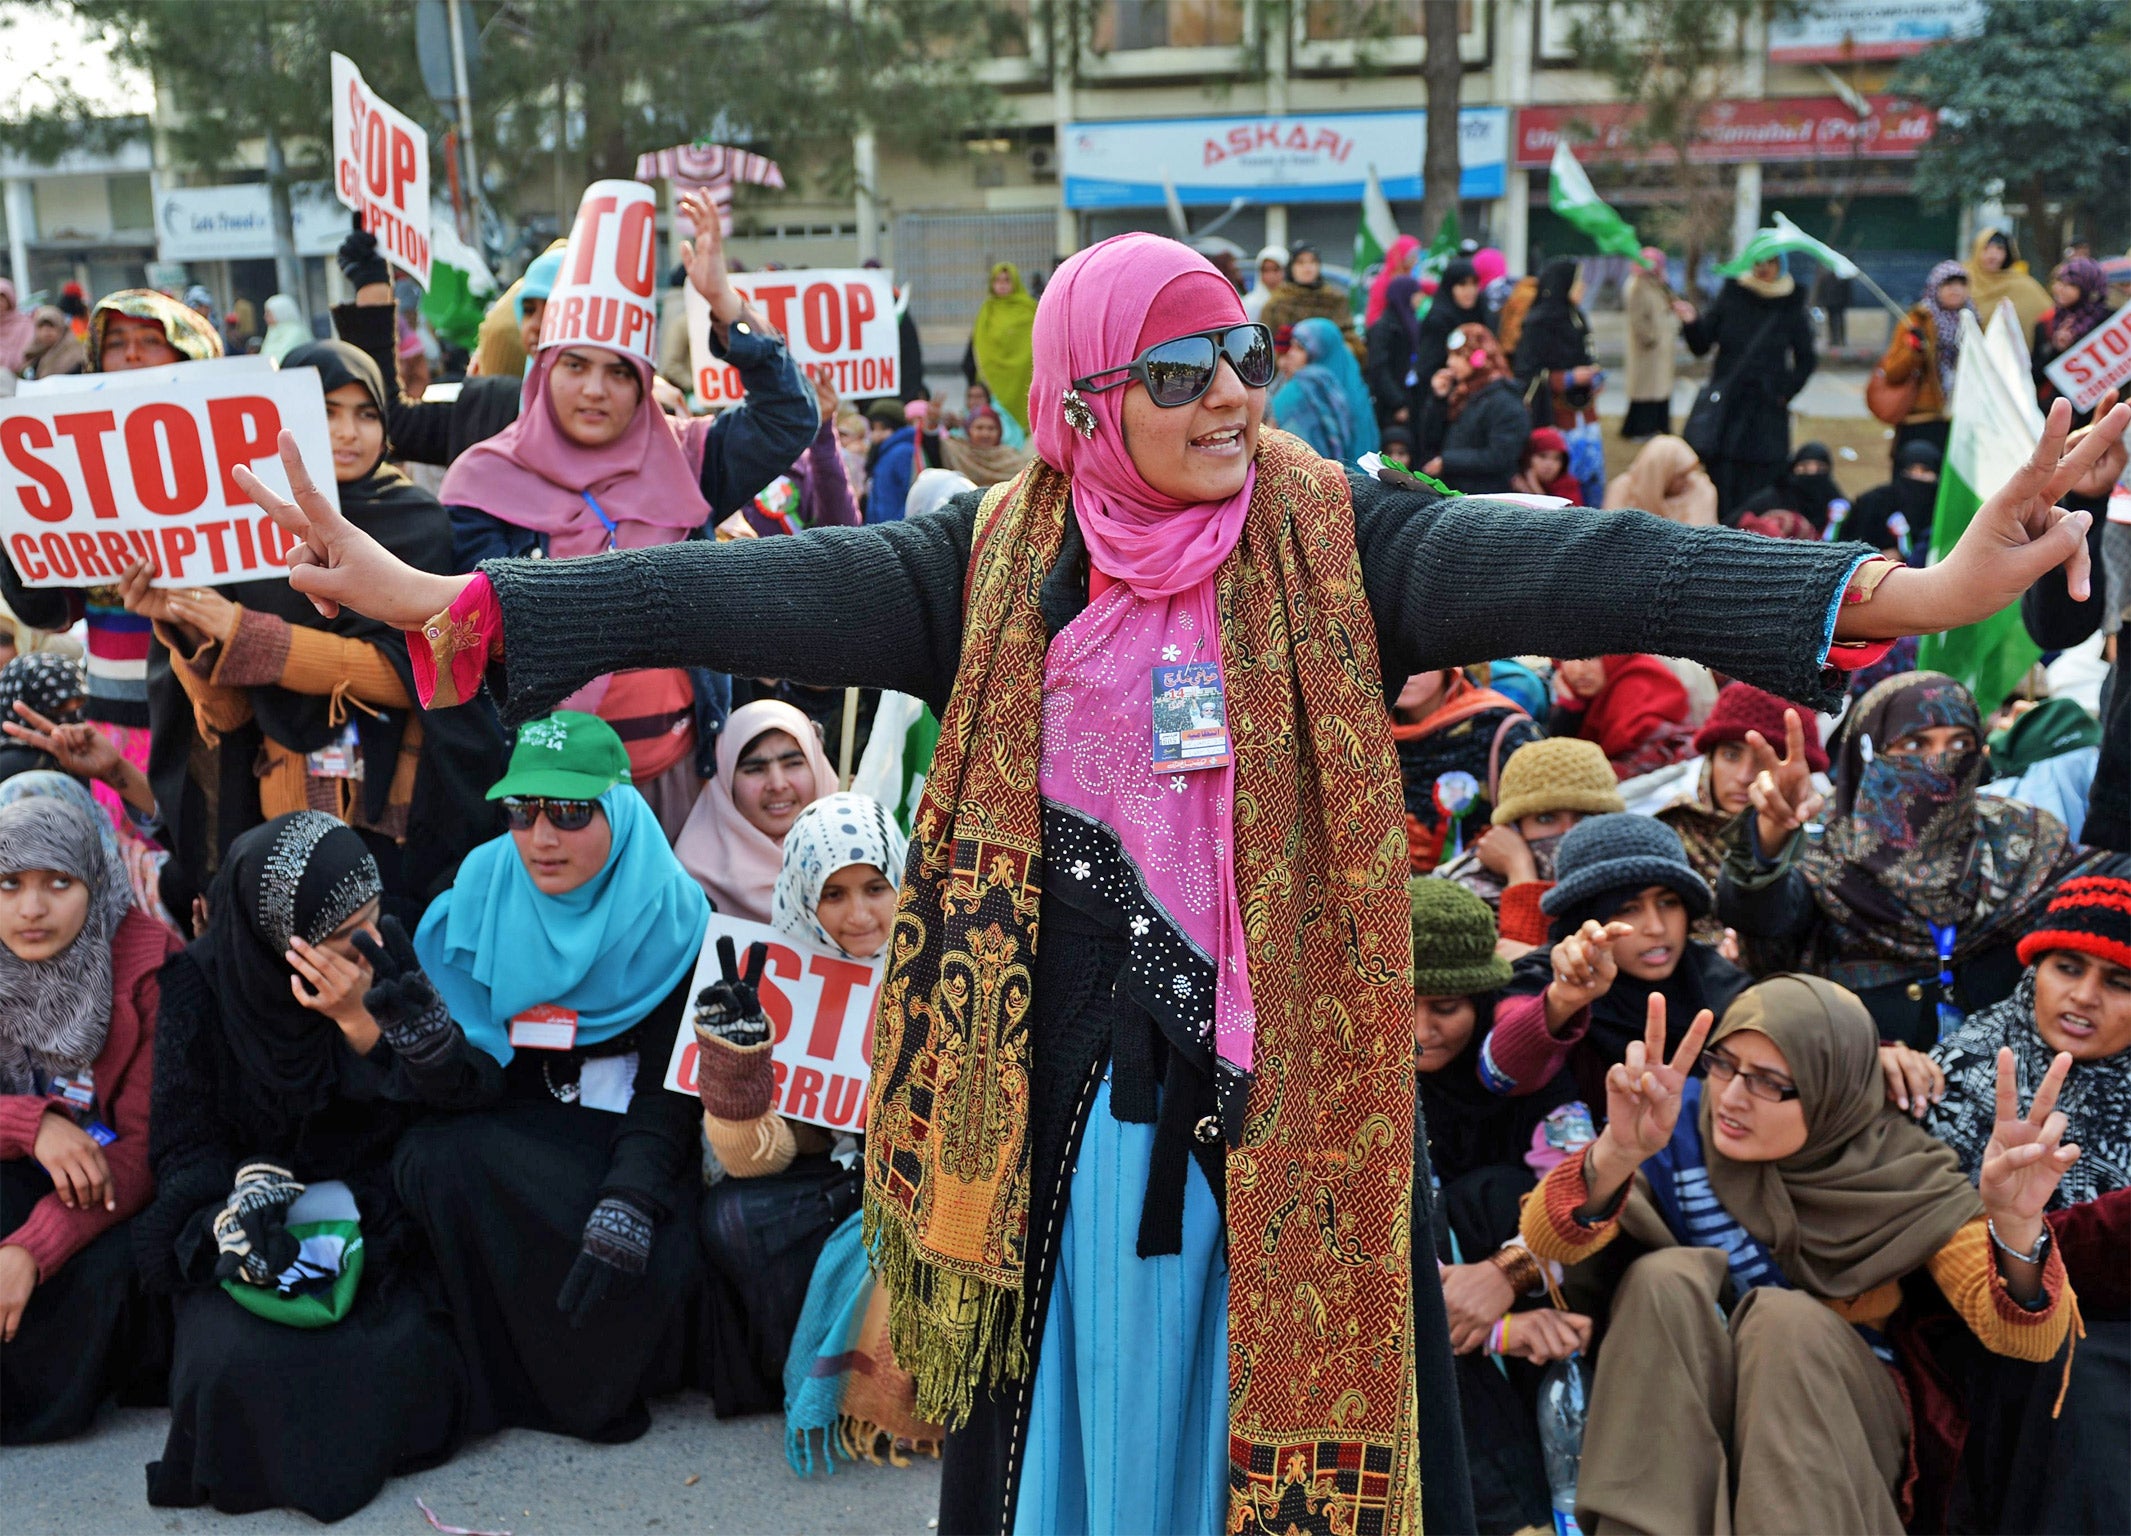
[2043,299,2131,413]
[661,912,881,1134]
[16,355,274,398]
[539,180,661,364]
[0,367,338,588]
[686,269,899,405]
[331,52,432,289]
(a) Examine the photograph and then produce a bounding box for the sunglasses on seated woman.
[1071,324,1277,408]
[501,796,599,832]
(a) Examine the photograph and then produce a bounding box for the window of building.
[1089,0,1244,52]
[107,172,153,232]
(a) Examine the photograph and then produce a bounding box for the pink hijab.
[438,346,712,557]
[674,699,836,922]
[1030,233,1263,1097]
[1364,234,1422,326]
[0,281,36,375]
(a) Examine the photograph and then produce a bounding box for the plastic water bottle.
[1536,1354,1591,1536]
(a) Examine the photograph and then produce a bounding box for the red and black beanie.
[1692,683,1828,773]
[2017,871,2131,971]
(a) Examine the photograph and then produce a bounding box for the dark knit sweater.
[480,467,1869,726]
[136,951,503,1293]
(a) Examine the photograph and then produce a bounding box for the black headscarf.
[1286,241,1323,289]
[191,812,382,1121]
[1420,992,1581,1184]
[1413,259,1487,382]
[1736,439,1843,533]
[146,341,507,901]
[1512,258,1594,378]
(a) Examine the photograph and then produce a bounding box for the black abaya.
[392,979,703,1443]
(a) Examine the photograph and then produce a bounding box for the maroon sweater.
[0,908,177,1278]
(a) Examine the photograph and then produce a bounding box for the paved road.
[5,1399,943,1535]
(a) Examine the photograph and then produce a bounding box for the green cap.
[486,711,633,801]
[1410,877,1513,997]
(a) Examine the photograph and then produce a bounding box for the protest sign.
[661,912,880,1134]
[686,270,899,405]
[331,52,432,289]
[539,180,661,364]
[17,354,274,398]
[0,366,337,589]
[2044,298,2131,412]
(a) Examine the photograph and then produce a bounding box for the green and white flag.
[1717,212,1858,278]
[1351,163,1404,323]
[1918,304,2047,710]
[1409,209,1462,322]
[1548,142,1641,259]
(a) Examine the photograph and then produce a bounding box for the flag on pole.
[1548,142,1641,258]
[1351,164,1403,323]
[1717,212,1859,278]
[1409,208,1463,322]
[1918,303,2049,710]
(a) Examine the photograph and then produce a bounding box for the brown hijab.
[1697,974,1981,1297]
[1603,434,1717,526]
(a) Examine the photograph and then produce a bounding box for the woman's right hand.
[234,432,470,628]
[1475,823,1538,884]
[1670,299,1697,324]
[33,1107,113,1210]
[1500,1308,1593,1365]
[114,559,191,638]
[1441,1260,1517,1352]
[1599,994,1714,1168]
[1546,919,1634,1020]
[1745,708,1823,858]
[1430,368,1454,398]
[4,702,123,783]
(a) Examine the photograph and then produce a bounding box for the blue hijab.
[415,785,709,1066]
[1271,316,1380,461]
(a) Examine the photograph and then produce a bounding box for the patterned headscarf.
[0,796,135,1095]
[771,792,908,958]
[0,652,87,724]
[1921,261,1973,396]
[86,289,224,370]
[2048,256,2111,352]
[1797,672,2076,985]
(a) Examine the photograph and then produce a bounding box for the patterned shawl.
[1797,672,2077,989]
[863,430,1420,1533]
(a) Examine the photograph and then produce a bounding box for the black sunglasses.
[501,796,599,833]
[1071,323,1276,408]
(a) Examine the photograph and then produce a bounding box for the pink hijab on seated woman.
[674,698,837,922]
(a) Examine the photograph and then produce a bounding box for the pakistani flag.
[1718,212,1858,278]
[1548,142,1641,258]
[1351,164,1403,323]
[1917,304,2047,709]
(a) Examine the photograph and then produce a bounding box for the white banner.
[331,52,432,289]
[2043,299,2131,413]
[661,912,880,1135]
[686,269,899,405]
[0,364,338,588]
[155,183,348,263]
[540,180,661,364]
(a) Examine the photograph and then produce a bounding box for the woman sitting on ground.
[1549,653,1694,779]
[0,796,176,1444]
[399,713,709,1446]
[1521,974,2077,1534]
[675,698,836,921]
[139,812,499,1521]
[1434,736,1624,955]
[1720,673,2093,1047]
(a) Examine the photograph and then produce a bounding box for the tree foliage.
[1892,0,2131,267]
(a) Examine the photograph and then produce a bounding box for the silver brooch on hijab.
[1060,389,1097,439]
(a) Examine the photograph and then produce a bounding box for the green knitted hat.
[1410,878,1513,997]
[1490,737,1627,826]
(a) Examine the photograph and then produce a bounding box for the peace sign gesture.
[1581,994,1714,1215]
[1979,1046,2081,1231]
[1746,707,1823,858]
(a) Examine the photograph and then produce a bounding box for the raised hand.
[1474,823,1538,883]
[287,933,378,1053]
[2070,388,2127,499]
[352,915,458,1071]
[1746,707,1823,858]
[1441,1260,1516,1353]
[114,558,187,633]
[233,431,469,628]
[1598,993,1715,1170]
[1545,919,1634,1026]
[1979,1046,2080,1234]
[4,702,124,783]
[679,187,742,326]
[1878,1040,1945,1118]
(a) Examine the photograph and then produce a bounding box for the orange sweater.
[1521,1146,2074,1361]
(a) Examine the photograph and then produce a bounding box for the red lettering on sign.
[824,1074,863,1128]
[615,198,656,297]
[389,125,418,211]
[753,284,798,340]
[759,943,803,1042]
[65,532,111,580]
[234,517,257,569]
[785,1065,825,1121]
[159,524,198,578]
[567,195,618,285]
[207,395,282,504]
[53,412,119,519]
[364,112,389,198]
[39,533,77,580]
[98,530,135,574]
[845,282,877,342]
[804,955,873,1059]
[195,521,231,574]
[802,284,842,353]
[585,296,618,344]
[1,417,69,522]
[124,403,209,516]
[8,534,46,581]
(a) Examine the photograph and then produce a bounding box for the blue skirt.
[1013,1080,1229,1536]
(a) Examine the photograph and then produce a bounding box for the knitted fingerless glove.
[355,917,459,1073]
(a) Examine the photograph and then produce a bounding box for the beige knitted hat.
[1489,737,1626,825]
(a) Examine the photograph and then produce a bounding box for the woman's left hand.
[165,589,241,646]
[679,188,742,327]
[1499,1308,1593,1365]
[287,935,380,1053]
[1871,397,2131,633]
[1978,1046,2080,1233]
[2071,389,2127,499]
[1878,1041,1945,1118]
[1421,456,1444,477]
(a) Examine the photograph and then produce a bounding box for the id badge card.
[44,1068,96,1110]
[1151,661,1233,774]
[509,1004,580,1051]
[306,721,364,781]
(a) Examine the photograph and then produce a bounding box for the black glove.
[337,216,390,290]
[353,915,456,1070]
[692,937,770,1048]
[212,1160,305,1286]
[555,1192,655,1327]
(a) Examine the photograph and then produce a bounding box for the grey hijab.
[0,796,134,1094]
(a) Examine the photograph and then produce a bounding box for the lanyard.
[1928,920,1964,1039]
[580,491,620,553]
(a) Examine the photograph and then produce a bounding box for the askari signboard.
[330,52,432,288]
[1513,97,1935,168]
[1060,108,1508,209]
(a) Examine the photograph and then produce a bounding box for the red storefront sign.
[1514,96,1935,169]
